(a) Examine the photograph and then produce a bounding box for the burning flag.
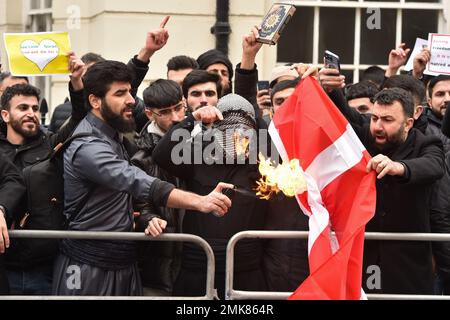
[256,153,307,200]
[269,76,376,300]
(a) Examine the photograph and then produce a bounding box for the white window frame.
[281,0,448,83]
[25,0,53,118]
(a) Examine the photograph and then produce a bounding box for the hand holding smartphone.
[324,50,341,72]
[257,80,270,92]
[257,80,272,109]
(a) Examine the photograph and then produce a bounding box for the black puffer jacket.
[131,121,182,294]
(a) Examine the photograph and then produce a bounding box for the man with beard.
[182,70,222,112]
[424,75,450,153]
[320,69,445,294]
[53,60,232,296]
[0,53,87,295]
[197,49,233,97]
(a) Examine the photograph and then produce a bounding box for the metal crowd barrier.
[1,230,217,300]
[225,231,450,301]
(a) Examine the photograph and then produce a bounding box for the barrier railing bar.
[226,231,450,301]
[0,296,207,301]
[4,230,217,300]
[227,291,450,301]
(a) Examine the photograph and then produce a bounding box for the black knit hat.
[197,49,234,81]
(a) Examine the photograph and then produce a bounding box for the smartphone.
[324,50,341,72]
[257,80,270,92]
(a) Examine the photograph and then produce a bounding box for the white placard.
[427,33,450,75]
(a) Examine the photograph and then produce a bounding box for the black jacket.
[131,121,182,293]
[430,151,450,294]
[329,89,445,294]
[234,63,269,133]
[424,107,450,153]
[49,100,72,133]
[152,114,267,297]
[443,103,450,138]
[0,153,25,293]
[0,84,86,270]
[0,152,26,221]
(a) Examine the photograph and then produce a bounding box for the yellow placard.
[3,32,71,76]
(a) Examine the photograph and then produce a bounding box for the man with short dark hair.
[53,60,232,296]
[361,65,385,88]
[0,52,87,295]
[197,49,233,96]
[271,79,299,113]
[346,81,379,114]
[182,70,222,112]
[167,55,199,86]
[425,75,450,153]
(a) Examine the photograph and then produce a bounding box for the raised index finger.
[160,16,170,29]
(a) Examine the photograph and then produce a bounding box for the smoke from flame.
[256,153,308,200]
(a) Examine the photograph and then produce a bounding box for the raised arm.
[49,52,88,148]
[128,16,170,97]
[385,43,410,78]
[235,26,263,108]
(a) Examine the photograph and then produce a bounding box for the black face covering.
[212,110,257,161]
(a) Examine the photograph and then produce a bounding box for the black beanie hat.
[197,49,234,81]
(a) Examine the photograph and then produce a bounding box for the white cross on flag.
[269,76,377,300]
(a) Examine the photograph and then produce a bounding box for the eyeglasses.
[151,102,186,118]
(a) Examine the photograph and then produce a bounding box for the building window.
[277,0,446,84]
[26,0,53,119]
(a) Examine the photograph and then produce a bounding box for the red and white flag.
[269,77,377,300]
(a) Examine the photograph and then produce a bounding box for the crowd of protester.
[1,16,450,298]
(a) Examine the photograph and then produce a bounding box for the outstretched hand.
[197,182,234,217]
